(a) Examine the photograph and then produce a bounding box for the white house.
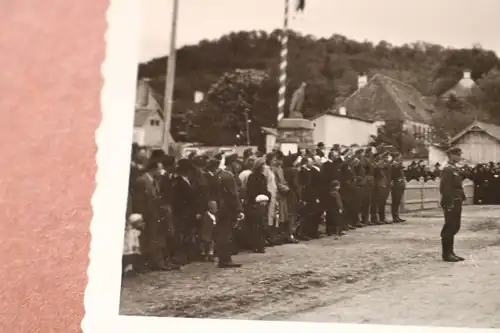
[134,78,174,148]
[331,73,435,143]
[441,70,478,100]
[310,112,377,149]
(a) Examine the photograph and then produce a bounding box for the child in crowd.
[325,180,345,238]
[123,213,145,276]
[200,200,218,262]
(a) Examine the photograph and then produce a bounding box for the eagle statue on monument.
[288,82,306,118]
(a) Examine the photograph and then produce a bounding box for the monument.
[277,82,315,150]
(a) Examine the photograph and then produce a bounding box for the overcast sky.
[139,0,500,63]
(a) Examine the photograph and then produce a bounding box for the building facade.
[311,113,377,149]
[449,120,500,164]
[329,73,435,143]
[134,78,174,148]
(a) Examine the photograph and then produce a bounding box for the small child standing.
[123,213,145,277]
[200,200,218,262]
[325,180,345,237]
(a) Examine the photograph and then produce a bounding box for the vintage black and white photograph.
[117,0,500,328]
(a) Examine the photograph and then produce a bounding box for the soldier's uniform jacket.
[363,156,375,187]
[390,161,406,185]
[374,160,390,188]
[354,162,366,187]
[340,160,356,195]
[439,164,466,208]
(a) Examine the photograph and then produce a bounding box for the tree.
[189,69,271,146]
[474,68,500,122]
[370,119,423,158]
[137,31,500,140]
[430,96,477,144]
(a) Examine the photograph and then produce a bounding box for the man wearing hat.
[439,147,466,262]
[353,149,367,227]
[361,147,375,225]
[171,158,198,264]
[340,150,357,230]
[371,151,391,224]
[133,156,170,271]
[390,151,406,223]
[316,142,326,158]
[212,155,245,268]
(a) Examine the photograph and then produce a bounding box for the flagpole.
[162,0,179,153]
[277,0,290,124]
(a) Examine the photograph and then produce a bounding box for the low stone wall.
[386,177,474,213]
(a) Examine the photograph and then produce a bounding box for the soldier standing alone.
[390,152,406,223]
[439,147,466,262]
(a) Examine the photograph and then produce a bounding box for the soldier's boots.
[393,215,406,223]
[450,237,465,261]
[442,238,465,262]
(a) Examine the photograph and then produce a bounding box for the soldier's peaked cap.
[446,147,462,155]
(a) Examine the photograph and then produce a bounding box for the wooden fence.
[386,177,474,213]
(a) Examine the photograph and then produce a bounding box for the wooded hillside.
[138,30,500,145]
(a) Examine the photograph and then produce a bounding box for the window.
[150,119,160,126]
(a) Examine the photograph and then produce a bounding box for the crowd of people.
[403,159,500,205]
[123,142,412,275]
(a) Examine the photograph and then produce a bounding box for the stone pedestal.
[277,118,314,149]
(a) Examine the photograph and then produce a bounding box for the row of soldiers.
[124,142,410,273]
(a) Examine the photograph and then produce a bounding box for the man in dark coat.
[214,155,244,268]
[371,151,391,224]
[171,158,198,263]
[439,147,466,262]
[351,150,366,227]
[283,154,301,243]
[361,147,375,225]
[390,152,406,223]
[159,155,181,269]
[340,150,357,230]
[298,156,317,239]
[132,157,169,271]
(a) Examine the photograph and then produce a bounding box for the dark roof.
[449,120,500,144]
[309,111,374,123]
[323,73,434,124]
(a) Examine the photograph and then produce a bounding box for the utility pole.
[162,0,179,153]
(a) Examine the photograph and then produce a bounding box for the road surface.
[120,206,500,329]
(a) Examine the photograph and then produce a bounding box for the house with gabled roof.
[449,120,500,163]
[311,73,435,148]
[134,78,174,148]
[441,69,478,100]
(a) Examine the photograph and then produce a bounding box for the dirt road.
[120,206,500,329]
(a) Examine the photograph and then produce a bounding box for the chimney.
[338,106,347,115]
[357,73,368,90]
[136,78,150,107]
[463,70,471,80]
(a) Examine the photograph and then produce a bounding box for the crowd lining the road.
[122,142,499,275]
